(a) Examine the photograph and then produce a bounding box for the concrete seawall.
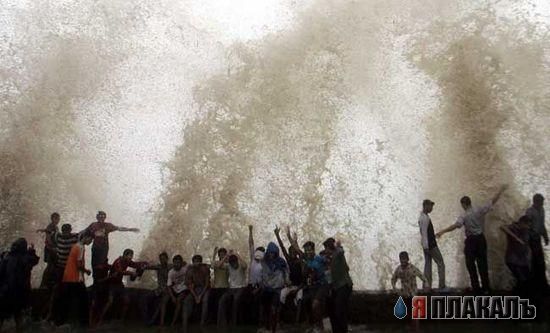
[30,288,550,325]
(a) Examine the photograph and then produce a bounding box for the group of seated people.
[115,225,352,333]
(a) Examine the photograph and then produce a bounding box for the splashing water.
[1,0,549,289]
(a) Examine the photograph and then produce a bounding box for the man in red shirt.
[96,249,147,325]
[83,211,140,283]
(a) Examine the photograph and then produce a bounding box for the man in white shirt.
[418,199,445,290]
[248,225,265,287]
[436,184,507,293]
[160,255,187,326]
[217,251,247,328]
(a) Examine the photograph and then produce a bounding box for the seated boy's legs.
[231,288,244,325]
[217,290,231,327]
[170,290,188,326]
[182,292,196,333]
[260,288,282,330]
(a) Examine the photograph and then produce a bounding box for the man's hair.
[159,251,169,259]
[218,248,227,255]
[51,212,60,219]
[192,254,202,263]
[460,196,471,206]
[255,246,265,253]
[422,199,435,207]
[228,254,238,265]
[97,211,106,217]
[303,241,315,250]
[123,249,134,256]
[173,254,183,262]
[533,193,544,202]
[399,251,409,260]
[61,224,72,232]
[323,238,336,249]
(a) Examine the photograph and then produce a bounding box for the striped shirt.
[56,233,79,269]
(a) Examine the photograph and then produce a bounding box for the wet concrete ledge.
[30,288,550,325]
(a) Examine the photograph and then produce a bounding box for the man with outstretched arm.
[84,211,140,282]
[436,184,508,294]
[36,212,61,289]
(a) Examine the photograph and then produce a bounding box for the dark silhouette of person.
[0,238,40,332]
[36,212,60,289]
[525,193,548,292]
[500,215,531,296]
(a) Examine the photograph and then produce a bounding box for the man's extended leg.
[476,236,490,292]
[431,247,446,288]
[464,238,480,292]
[530,238,549,290]
[423,249,433,289]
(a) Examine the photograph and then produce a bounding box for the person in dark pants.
[436,185,507,294]
[323,238,353,333]
[500,215,531,297]
[55,232,94,327]
[525,193,548,293]
[44,223,79,321]
[0,238,40,332]
[418,199,446,290]
[36,212,60,289]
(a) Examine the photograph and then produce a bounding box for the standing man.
[44,223,79,321]
[84,211,140,282]
[56,232,93,327]
[323,238,353,333]
[436,185,508,294]
[418,199,446,290]
[525,193,548,292]
[37,212,60,288]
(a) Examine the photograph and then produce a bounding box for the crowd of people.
[392,187,548,301]
[0,187,548,332]
[0,212,353,333]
